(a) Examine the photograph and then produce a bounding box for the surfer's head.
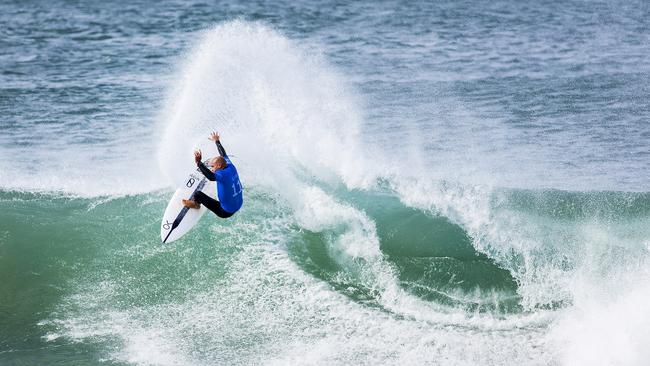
[209,156,227,171]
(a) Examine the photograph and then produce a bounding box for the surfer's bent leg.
[193,191,234,219]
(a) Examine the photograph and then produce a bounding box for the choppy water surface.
[1,1,649,365]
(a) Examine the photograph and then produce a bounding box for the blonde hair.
[210,156,227,169]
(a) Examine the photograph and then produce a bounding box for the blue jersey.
[214,156,243,213]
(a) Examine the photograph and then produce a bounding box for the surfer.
[182,132,243,218]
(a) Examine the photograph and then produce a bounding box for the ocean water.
[1,1,649,365]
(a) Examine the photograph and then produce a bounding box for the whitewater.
[1,2,649,366]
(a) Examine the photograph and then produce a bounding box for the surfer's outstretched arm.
[194,150,216,181]
[215,140,227,157]
[209,131,227,157]
[197,162,216,181]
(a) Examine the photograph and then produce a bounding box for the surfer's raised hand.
[208,131,220,142]
[194,149,202,165]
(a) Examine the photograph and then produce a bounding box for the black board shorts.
[194,191,234,219]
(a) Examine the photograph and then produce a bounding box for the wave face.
[2,2,650,366]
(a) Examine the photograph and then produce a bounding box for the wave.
[154,21,534,327]
[6,20,649,365]
[8,180,649,364]
[153,21,650,364]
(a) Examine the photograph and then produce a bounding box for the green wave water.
[2,185,648,364]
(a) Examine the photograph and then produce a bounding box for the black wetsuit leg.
[194,191,234,218]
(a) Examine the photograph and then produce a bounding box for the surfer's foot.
[182,199,200,209]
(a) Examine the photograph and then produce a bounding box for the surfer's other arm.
[194,150,216,181]
[209,131,227,157]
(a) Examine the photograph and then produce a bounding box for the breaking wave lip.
[153,20,543,327]
[157,25,650,352]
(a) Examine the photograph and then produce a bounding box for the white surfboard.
[160,160,216,243]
